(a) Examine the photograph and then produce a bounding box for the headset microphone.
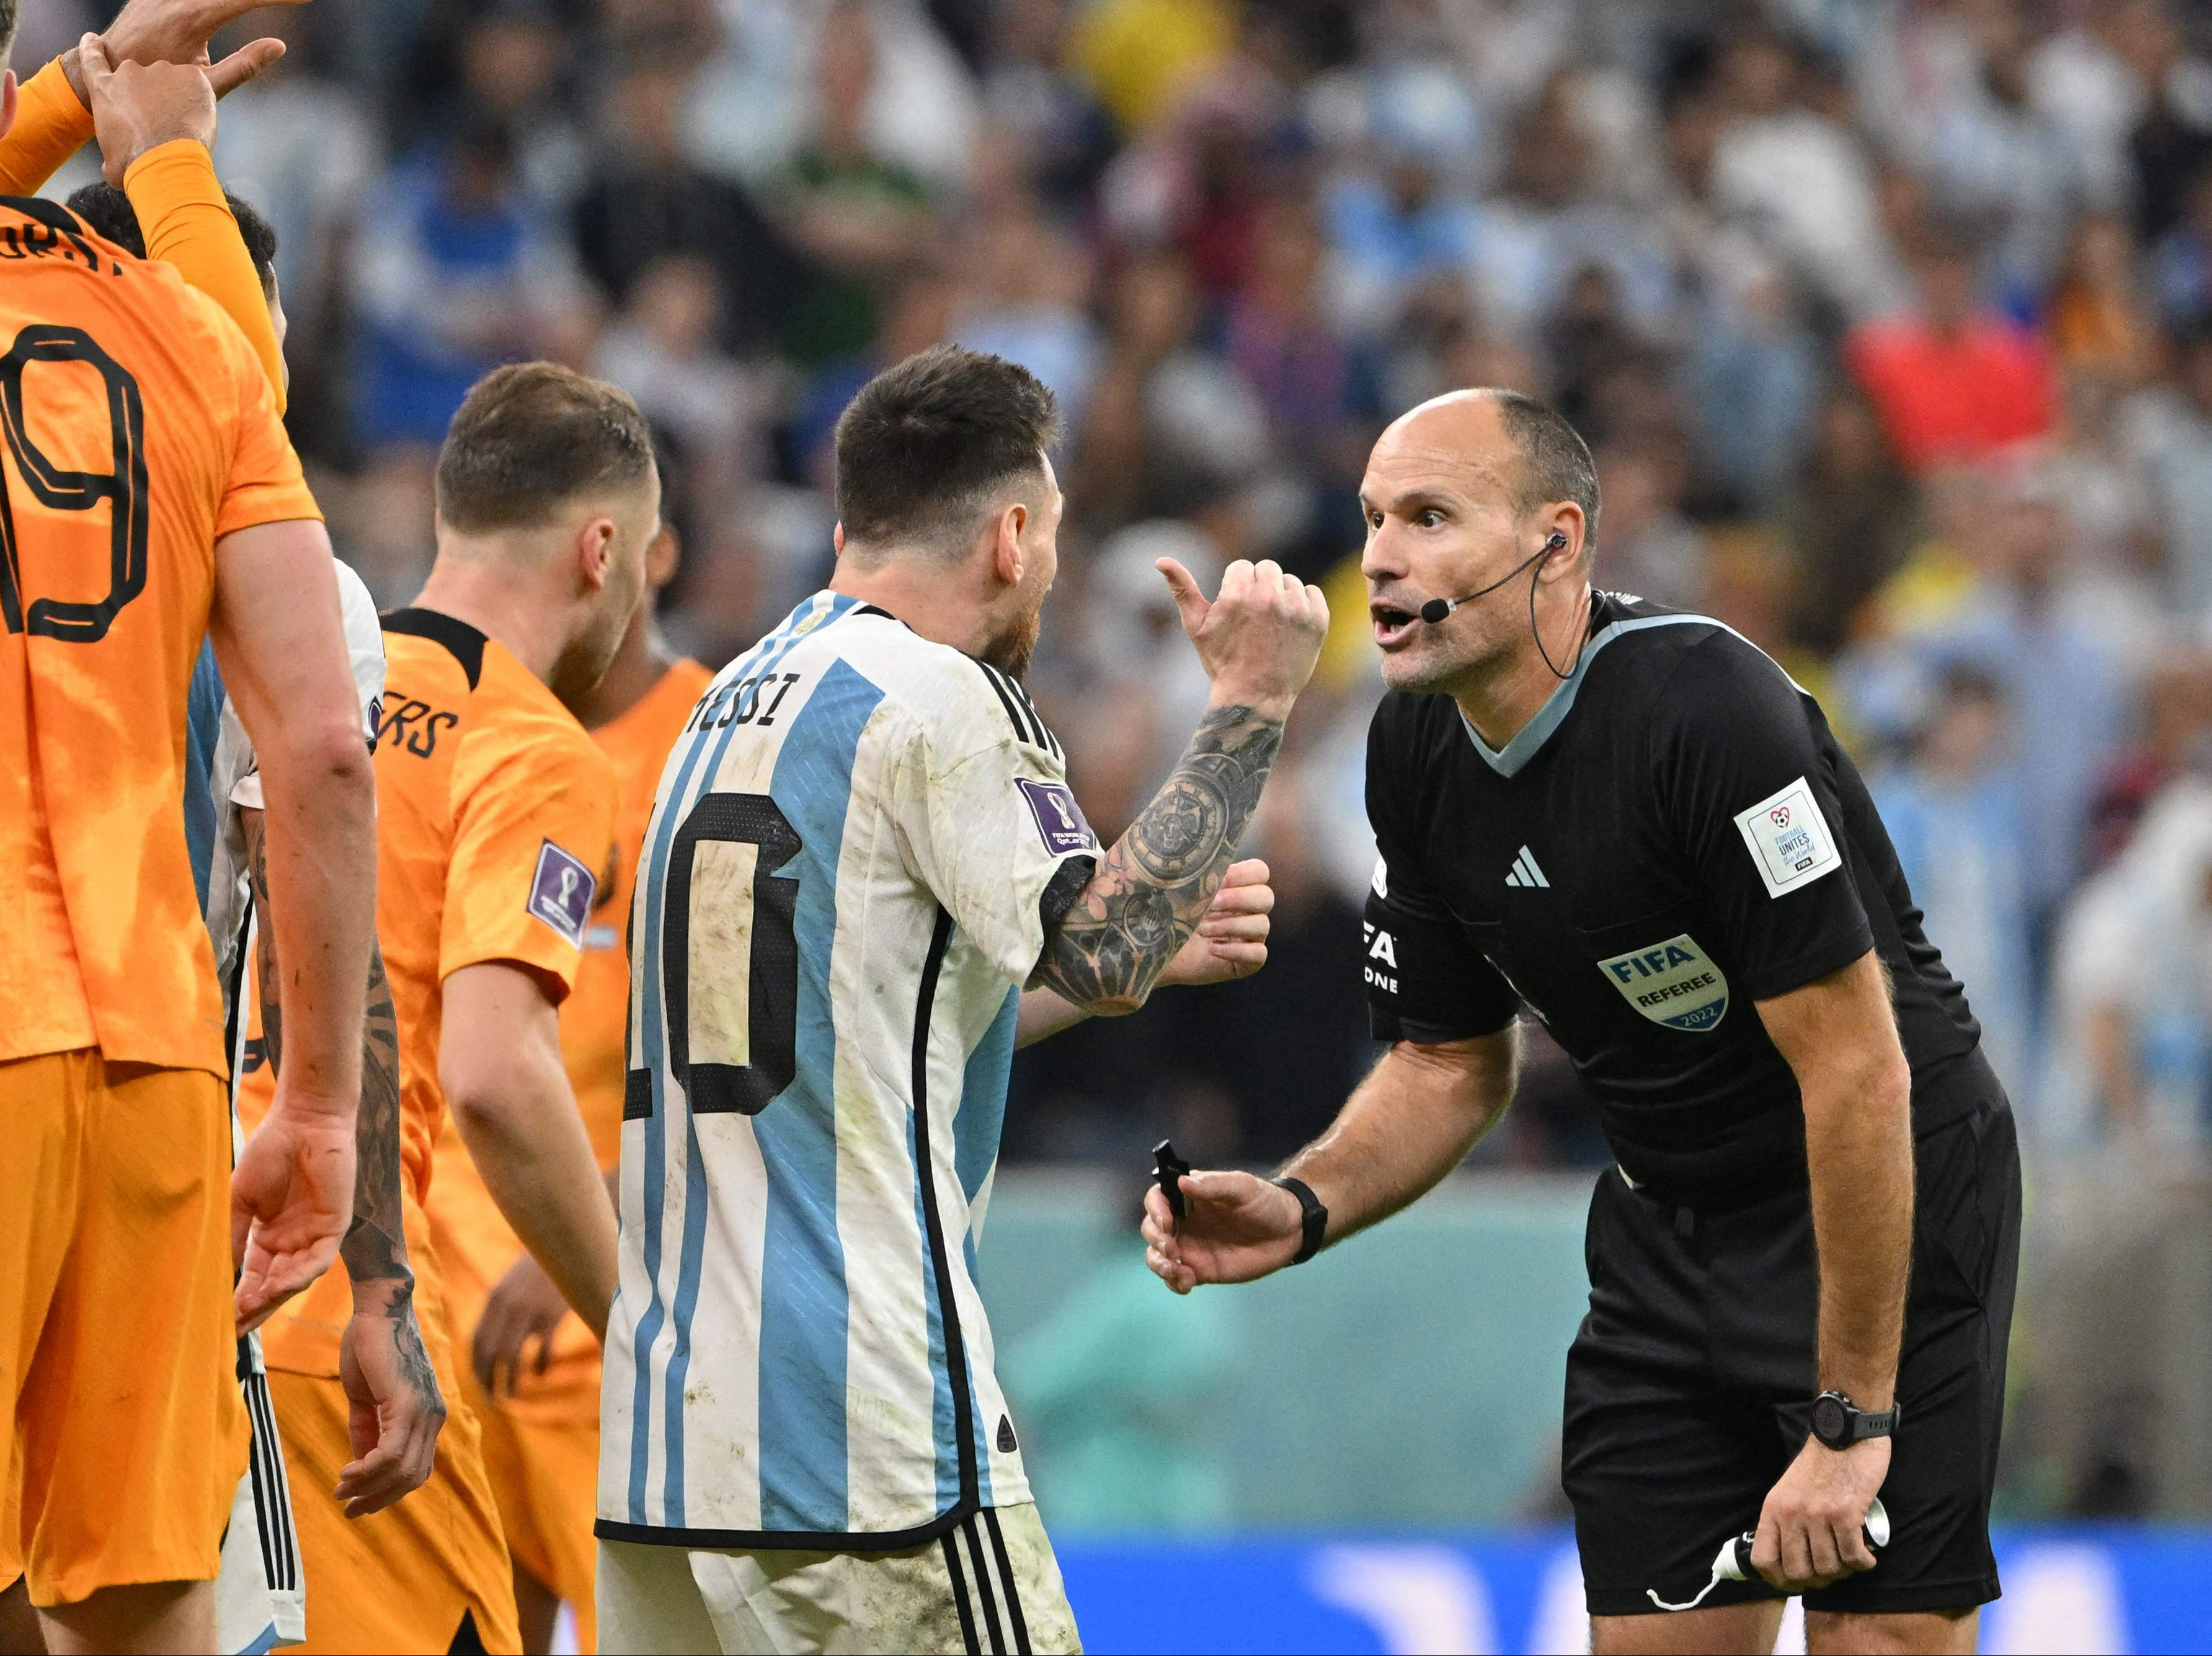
[1416,532,1568,625]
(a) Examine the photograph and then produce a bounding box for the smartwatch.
[1810,1390,1899,1450]
[1270,1176,1328,1265]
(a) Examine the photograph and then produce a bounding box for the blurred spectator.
[571,43,816,355]
[351,119,587,451]
[2150,163,2212,331]
[1872,666,2035,1095]
[2120,324,2212,610]
[1589,435,1704,610]
[979,0,1118,210]
[2085,650,2212,871]
[1681,247,1819,512]
[1224,195,1385,570]
[2046,777,2212,1148]
[2049,211,2163,383]
[684,0,980,190]
[1779,386,1917,654]
[1845,232,2059,471]
[593,254,772,510]
[1318,60,1486,334]
[951,205,1101,428]
[1708,29,1906,324]
[775,3,939,361]
[790,259,954,484]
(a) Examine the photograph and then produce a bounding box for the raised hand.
[1141,1167,1306,1295]
[64,0,304,105]
[78,34,215,186]
[1157,556,1329,722]
[1158,857,1274,988]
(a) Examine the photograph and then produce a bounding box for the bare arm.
[1746,947,1912,1593]
[210,518,376,1324]
[1142,1027,1519,1293]
[441,963,620,1340]
[1756,949,1913,1410]
[241,806,444,1514]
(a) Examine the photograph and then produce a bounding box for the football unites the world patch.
[1596,932,1730,1032]
[1016,778,1098,857]
[528,839,598,946]
[1731,776,1842,900]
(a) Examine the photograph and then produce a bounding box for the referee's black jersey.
[1364,590,1989,1203]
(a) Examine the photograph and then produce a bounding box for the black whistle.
[1153,1139,1191,1222]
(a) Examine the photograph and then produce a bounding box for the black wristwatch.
[1271,1176,1328,1265]
[1810,1390,1899,1450]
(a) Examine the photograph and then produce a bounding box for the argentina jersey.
[600,591,1098,1549]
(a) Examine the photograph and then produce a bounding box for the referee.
[1145,390,2021,1655]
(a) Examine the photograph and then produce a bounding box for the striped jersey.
[600,591,1099,1549]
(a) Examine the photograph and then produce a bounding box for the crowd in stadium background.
[40,0,2202,1174]
[34,0,2194,1176]
[33,0,2212,1462]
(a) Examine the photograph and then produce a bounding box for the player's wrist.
[1204,683,1294,723]
[347,1269,416,1317]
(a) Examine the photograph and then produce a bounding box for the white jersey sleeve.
[891,657,1099,985]
[226,560,386,810]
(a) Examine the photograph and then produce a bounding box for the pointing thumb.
[1157,557,1210,640]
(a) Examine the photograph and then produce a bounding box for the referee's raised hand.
[1142,1170,1305,1294]
[1157,556,1329,720]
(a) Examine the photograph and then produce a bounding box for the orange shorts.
[267,1291,522,1655]
[0,1050,247,1607]
[465,1362,601,1653]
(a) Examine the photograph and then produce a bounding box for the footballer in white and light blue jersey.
[600,590,1097,1549]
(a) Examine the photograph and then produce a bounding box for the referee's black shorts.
[1563,1073,2022,1618]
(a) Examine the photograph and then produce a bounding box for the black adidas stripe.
[963,1519,1006,1654]
[941,1530,982,1655]
[972,660,1031,745]
[982,1507,1032,1654]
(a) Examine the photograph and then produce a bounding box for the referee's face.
[1359,397,1533,695]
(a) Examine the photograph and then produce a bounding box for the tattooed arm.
[1030,558,1328,1016]
[243,806,445,1514]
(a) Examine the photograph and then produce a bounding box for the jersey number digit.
[662,791,801,1116]
[0,325,149,643]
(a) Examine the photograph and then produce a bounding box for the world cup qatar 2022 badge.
[528,839,598,947]
[1016,778,1099,857]
[1597,933,1730,1032]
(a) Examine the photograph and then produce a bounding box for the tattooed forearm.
[1031,702,1282,1014]
[245,808,411,1296]
[340,942,413,1296]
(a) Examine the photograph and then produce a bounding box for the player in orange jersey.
[236,362,651,1655]
[0,7,377,1653]
[426,466,709,1653]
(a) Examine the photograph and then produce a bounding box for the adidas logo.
[1504,846,1550,888]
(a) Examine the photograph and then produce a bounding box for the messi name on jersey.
[1597,933,1730,1032]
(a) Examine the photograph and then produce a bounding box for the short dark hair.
[436,361,656,534]
[0,2,16,62]
[1491,389,1602,554]
[66,182,280,293]
[834,345,1060,556]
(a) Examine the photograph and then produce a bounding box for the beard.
[980,598,1044,681]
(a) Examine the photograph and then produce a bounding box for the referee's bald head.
[1379,388,1602,561]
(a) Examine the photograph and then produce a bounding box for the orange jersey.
[427,656,711,1423]
[0,196,319,1073]
[241,608,616,1376]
